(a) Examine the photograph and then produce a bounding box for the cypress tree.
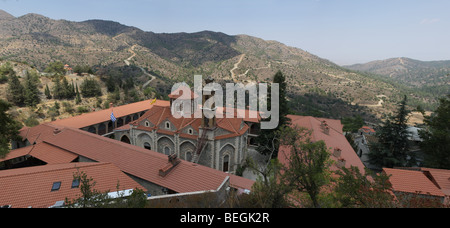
[6,73,25,106]
[45,84,52,99]
[75,84,82,104]
[256,70,291,158]
[24,70,41,107]
[52,77,63,100]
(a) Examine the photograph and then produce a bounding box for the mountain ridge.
[344,57,450,88]
[0,9,15,20]
[0,10,439,119]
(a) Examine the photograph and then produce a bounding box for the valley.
[0,10,447,126]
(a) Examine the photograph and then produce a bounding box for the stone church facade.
[114,83,254,174]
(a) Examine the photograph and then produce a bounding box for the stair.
[192,129,208,163]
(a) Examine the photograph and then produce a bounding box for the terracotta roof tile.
[383,168,445,197]
[0,146,32,163]
[1,142,78,165]
[0,162,145,208]
[30,142,78,164]
[50,99,169,129]
[33,124,252,193]
[278,115,366,172]
[421,168,450,196]
[133,105,248,139]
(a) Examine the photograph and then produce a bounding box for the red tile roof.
[132,105,249,140]
[28,142,79,164]
[168,86,199,99]
[278,115,366,172]
[0,162,145,208]
[23,124,253,194]
[421,168,450,196]
[383,168,445,197]
[50,99,169,129]
[0,146,32,163]
[1,142,78,165]
[360,126,376,133]
[19,123,59,145]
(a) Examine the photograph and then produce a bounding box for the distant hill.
[0,10,437,120]
[344,57,450,88]
[344,57,450,110]
[0,10,15,20]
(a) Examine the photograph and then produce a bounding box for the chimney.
[321,121,329,134]
[337,158,346,168]
[159,154,181,177]
[333,148,342,158]
[53,128,62,135]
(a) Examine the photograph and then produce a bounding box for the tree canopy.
[419,95,450,169]
[369,95,414,169]
[80,78,102,98]
[0,99,23,158]
[256,70,291,158]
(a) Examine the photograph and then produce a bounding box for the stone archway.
[137,133,153,150]
[120,135,131,144]
[179,141,196,161]
[219,144,235,172]
[157,136,175,156]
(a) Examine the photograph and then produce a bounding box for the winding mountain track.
[230,54,246,82]
[114,34,156,88]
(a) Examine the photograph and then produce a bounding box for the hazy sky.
[1,0,450,65]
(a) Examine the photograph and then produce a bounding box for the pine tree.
[0,99,23,158]
[6,72,25,106]
[61,76,74,99]
[23,70,41,107]
[80,78,102,98]
[419,95,450,169]
[52,77,63,100]
[369,95,413,169]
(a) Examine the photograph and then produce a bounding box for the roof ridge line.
[0,162,107,179]
[60,127,168,161]
[312,117,342,135]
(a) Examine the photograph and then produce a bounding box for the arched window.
[121,135,131,144]
[188,129,193,135]
[223,155,230,172]
[165,122,170,129]
[125,116,132,124]
[98,123,106,135]
[117,118,124,128]
[186,152,192,162]
[164,147,171,155]
[144,142,151,150]
[108,121,114,133]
